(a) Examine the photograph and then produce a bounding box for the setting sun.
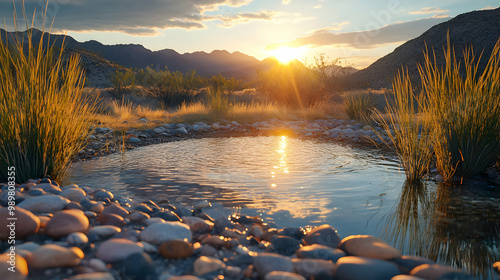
[271,47,303,64]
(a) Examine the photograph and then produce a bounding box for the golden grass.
[0,15,96,181]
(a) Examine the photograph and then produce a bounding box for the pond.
[65,136,500,279]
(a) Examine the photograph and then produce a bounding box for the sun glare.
[272,47,303,64]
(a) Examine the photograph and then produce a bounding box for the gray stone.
[68,272,115,280]
[334,256,400,280]
[139,222,192,245]
[128,137,141,143]
[410,264,472,280]
[392,256,435,274]
[88,225,121,239]
[296,244,345,262]
[96,238,144,263]
[29,244,84,268]
[66,232,89,247]
[271,235,301,256]
[194,256,226,275]
[339,235,401,260]
[60,188,86,202]
[303,224,341,248]
[292,258,335,278]
[253,253,293,277]
[35,183,62,194]
[18,195,70,213]
[265,271,306,280]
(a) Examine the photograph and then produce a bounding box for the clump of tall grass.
[377,35,500,182]
[419,36,500,179]
[373,71,433,183]
[207,87,231,115]
[343,92,375,122]
[0,26,96,182]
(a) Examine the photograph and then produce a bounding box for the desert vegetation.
[0,27,96,182]
[376,35,500,182]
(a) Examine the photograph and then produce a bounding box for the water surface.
[65,136,500,279]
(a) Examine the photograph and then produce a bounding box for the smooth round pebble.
[95,238,144,263]
[88,225,121,239]
[45,209,89,238]
[17,195,70,213]
[334,256,400,280]
[265,271,306,280]
[68,272,115,280]
[0,253,29,280]
[303,224,341,248]
[29,244,84,268]
[140,222,192,245]
[66,232,89,247]
[253,253,293,277]
[0,207,40,240]
[339,235,402,260]
[194,256,226,275]
[159,240,194,259]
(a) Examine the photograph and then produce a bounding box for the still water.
[65,136,500,279]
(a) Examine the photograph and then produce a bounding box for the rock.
[249,224,264,239]
[98,213,126,227]
[60,188,86,203]
[183,216,214,233]
[139,222,192,245]
[254,253,293,277]
[152,210,181,222]
[29,244,84,268]
[339,235,401,260]
[334,256,400,280]
[194,256,226,275]
[66,232,89,247]
[201,235,229,249]
[296,244,346,262]
[0,253,29,280]
[89,258,108,272]
[265,271,306,280]
[169,276,201,280]
[122,252,157,280]
[292,258,335,278]
[392,256,435,274]
[45,209,89,238]
[130,211,150,223]
[271,235,301,256]
[0,190,24,205]
[95,238,144,263]
[88,225,121,239]
[35,183,62,194]
[200,244,218,256]
[303,224,341,248]
[410,264,472,280]
[159,240,194,259]
[68,272,115,280]
[128,137,141,143]
[391,276,426,280]
[18,195,70,213]
[194,200,211,209]
[0,207,40,240]
[102,203,129,219]
[145,217,166,226]
[92,190,114,202]
[277,227,304,240]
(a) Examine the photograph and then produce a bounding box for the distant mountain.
[347,7,500,89]
[0,28,278,86]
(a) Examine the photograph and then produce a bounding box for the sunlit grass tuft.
[420,35,500,179]
[373,70,433,183]
[343,92,375,122]
[0,24,96,182]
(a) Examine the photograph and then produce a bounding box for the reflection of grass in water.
[382,182,500,279]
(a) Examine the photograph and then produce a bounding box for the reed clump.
[0,26,96,182]
[377,35,500,182]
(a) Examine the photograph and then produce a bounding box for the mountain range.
[1,6,499,89]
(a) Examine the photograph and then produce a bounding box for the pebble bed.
[0,177,488,280]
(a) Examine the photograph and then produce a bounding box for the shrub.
[139,67,203,108]
[0,27,96,182]
[343,92,375,122]
[256,62,327,108]
[206,87,230,115]
[110,69,135,98]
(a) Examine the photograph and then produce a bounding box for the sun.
[271,47,303,64]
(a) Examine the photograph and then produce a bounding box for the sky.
[1,0,498,68]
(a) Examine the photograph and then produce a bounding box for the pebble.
[101,203,129,219]
[68,272,115,280]
[410,264,472,280]
[271,235,301,256]
[17,195,70,213]
[0,253,29,280]
[334,256,400,280]
[292,258,335,278]
[122,252,158,280]
[265,271,306,280]
[66,232,89,247]
[29,244,84,268]
[392,255,435,274]
[183,216,214,233]
[303,224,341,248]
[159,240,194,259]
[169,276,201,280]
[35,183,62,194]
[339,235,402,260]
[88,225,122,239]
[98,213,126,227]
[140,222,192,245]
[296,244,346,262]
[254,253,293,277]
[45,209,89,238]
[194,256,226,275]
[0,207,40,240]
[60,187,86,202]
[95,238,144,263]
[89,258,108,272]
[130,211,150,223]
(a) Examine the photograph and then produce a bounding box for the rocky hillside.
[347,7,500,89]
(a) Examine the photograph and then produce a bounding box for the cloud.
[308,21,350,33]
[409,7,450,15]
[265,17,450,50]
[282,0,292,4]
[0,0,276,35]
